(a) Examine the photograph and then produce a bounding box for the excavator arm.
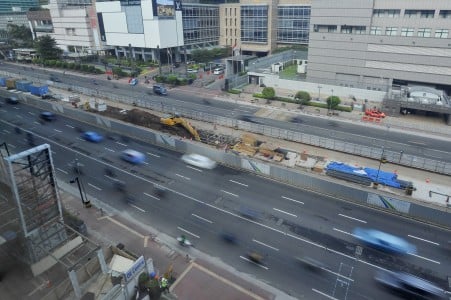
[160,116,201,141]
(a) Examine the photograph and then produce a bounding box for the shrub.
[55,61,62,68]
[326,96,341,110]
[294,91,311,104]
[228,89,241,94]
[166,75,178,85]
[262,87,276,99]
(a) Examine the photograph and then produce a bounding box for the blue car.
[82,131,103,143]
[353,228,416,255]
[120,149,145,164]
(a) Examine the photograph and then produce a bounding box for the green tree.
[326,96,341,111]
[262,87,276,99]
[294,91,311,105]
[34,35,62,60]
[6,24,33,48]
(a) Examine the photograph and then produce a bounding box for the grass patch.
[279,64,298,77]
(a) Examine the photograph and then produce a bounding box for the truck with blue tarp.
[15,80,32,92]
[29,84,49,97]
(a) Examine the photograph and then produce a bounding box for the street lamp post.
[318,85,322,100]
[157,45,162,76]
[374,125,390,189]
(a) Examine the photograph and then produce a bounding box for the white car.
[181,154,216,169]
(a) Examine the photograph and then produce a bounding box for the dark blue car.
[82,131,103,143]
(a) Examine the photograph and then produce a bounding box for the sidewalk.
[59,182,284,300]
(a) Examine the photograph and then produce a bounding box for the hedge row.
[32,58,103,74]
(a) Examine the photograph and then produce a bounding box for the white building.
[96,0,184,61]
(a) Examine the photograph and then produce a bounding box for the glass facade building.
[182,4,220,49]
[0,0,39,14]
[241,5,268,43]
[277,5,310,44]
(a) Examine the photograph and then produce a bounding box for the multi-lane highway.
[2,62,451,164]
[1,101,449,299]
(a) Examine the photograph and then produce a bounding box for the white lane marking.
[273,208,297,218]
[13,107,20,110]
[281,196,304,205]
[130,204,146,213]
[28,111,35,116]
[65,124,74,129]
[221,190,238,197]
[53,129,62,133]
[142,161,149,165]
[76,137,83,141]
[175,173,190,180]
[147,152,160,158]
[312,289,339,300]
[177,226,200,239]
[115,141,127,147]
[408,234,440,246]
[229,179,248,187]
[104,147,115,152]
[104,174,115,180]
[408,140,427,146]
[318,267,355,282]
[144,192,160,201]
[252,239,279,251]
[239,256,269,270]
[186,165,203,172]
[33,121,40,125]
[338,213,367,224]
[408,253,440,264]
[88,183,102,191]
[333,227,355,237]
[7,144,16,148]
[191,213,213,224]
[2,129,10,134]
[56,168,68,174]
[0,109,6,113]
[16,115,22,118]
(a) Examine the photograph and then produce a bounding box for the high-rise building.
[0,0,40,14]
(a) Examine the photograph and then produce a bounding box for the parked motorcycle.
[177,236,192,247]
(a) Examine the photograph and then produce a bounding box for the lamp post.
[318,85,322,100]
[157,45,162,76]
[374,125,390,189]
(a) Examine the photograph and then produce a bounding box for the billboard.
[153,0,175,18]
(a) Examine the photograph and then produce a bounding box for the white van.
[213,68,224,75]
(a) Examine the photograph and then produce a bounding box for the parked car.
[40,111,56,121]
[213,67,224,75]
[181,153,216,169]
[365,109,386,118]
[153,84,167,95]
[353,228,416,255]
[187,68,198,74]
[120,149,145,164]
[6,96,19,104]
[375,270,446,299]
[81,131,103,143]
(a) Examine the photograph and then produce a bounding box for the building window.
[385,27,397,36]
[241,5,269,43]
[373,9,384,17]
[370,26,382,35]
[417,28,431,37]
[341,25,352,34]
[401,28,414,37]
[404,10,417,18]
[439,10,451,19]
[420,10,435,18]
[387,10,400,18]
[327,25,337,33]
[225,19,227,26]
[235,18,236,26]
[435,29,449,38]
[354,26,366,34]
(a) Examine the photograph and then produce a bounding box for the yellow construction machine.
[160,114,201,141]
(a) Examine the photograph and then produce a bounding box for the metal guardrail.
[2,70,451,175]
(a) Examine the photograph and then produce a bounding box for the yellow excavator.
[160,114,201,141]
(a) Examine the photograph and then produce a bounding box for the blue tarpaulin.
[325,162,402,188]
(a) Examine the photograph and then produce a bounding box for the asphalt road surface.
[0,102,449,299]
[2,62,451,165]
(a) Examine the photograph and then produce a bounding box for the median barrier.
[0,89,450,228]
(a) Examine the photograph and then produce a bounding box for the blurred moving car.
[220,232,238,244]
[81,131,103,143]
[247,251,264,264]
[120,149,145,164]
[40,111,56,121]
[6,96,19,104]
[375,270,446,299]
[353,228,416,255]
[153,84,167,95]
[181,153,216,169]
[295,256,326,273]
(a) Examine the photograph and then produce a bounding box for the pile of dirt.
[96,106,193,137]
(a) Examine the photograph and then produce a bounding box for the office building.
[182,3,220,51]
[0,0,40,30]
[307,0,451,94]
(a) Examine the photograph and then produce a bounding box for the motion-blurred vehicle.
[295,256,325,273]
[6,96,19,104]
[154,184,167,197]
[113,180,126,193]
[353,228,416,255]
[177,235,192,247]
[81,131,103,143]
[181,153,216,169]
[220,232,238,244]
[247,251,264,264]
[153,84,167,95]
[160,115,200,141]
[238,114,262,124]
[375,270,446,299]
[120,149,145,164]
[239,206,261,220]
[40,111,56,121]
